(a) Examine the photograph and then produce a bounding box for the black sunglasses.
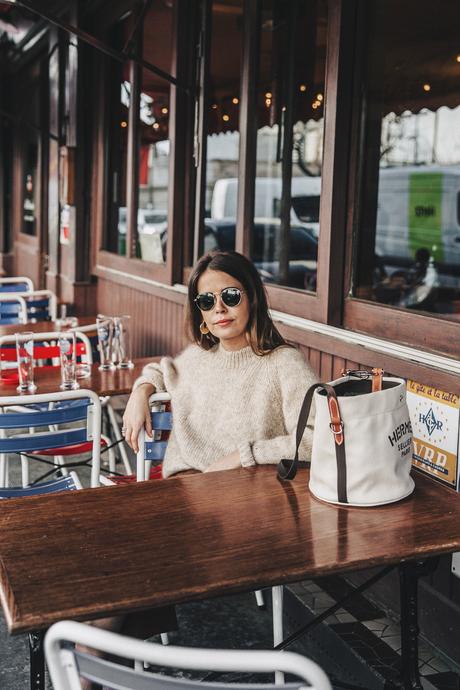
[194,287,245,311]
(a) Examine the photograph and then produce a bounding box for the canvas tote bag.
[278,369,415,507]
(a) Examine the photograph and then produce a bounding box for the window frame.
[341,0,460,357]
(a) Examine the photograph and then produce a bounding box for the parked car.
[202,218,317,289]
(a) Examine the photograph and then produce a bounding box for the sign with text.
[407,380,459,487]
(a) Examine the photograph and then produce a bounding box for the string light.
[265,98,271,108]
[121,121,127,128]
[265,91,272,98]
[456,55,460,63]
[161,106,168,114]
[423,83,431,92]
[222,114,230,122]
[232,97,239,104]
[317,93,323,101]
[212,103,218,109]
[299,84,307,92]
[152,122,160,130]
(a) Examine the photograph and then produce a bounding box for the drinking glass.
[15,332,37,393]
[113,315,134,369]
[97,316,115,371]
[59,332,79,390]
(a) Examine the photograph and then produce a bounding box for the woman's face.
[196,269,250,351]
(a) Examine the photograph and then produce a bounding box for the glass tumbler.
[59,332,79,390]
[15,332,37,393]
[113,315,134,369]
[97,316,115,371]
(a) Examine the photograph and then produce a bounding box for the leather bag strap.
[278,382,347,503]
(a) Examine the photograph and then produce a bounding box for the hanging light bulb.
[121,121,127,128]
[232,97,239,104]
[299,84,307,92]
[222,114,230,122]
[423,83,431,92]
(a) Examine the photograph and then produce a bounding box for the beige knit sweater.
[133,343,317,477]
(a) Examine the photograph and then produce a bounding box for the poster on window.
[406,380,459,488]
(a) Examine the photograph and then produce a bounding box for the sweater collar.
[213,343,256,369]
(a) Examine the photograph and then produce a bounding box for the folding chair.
[0,294,28,324]
[68,321,133,475]
[0,390,102,489]
[0,331,115,486]
[133,395,284,663]
[0,276,34,292]
[45,619,332,690]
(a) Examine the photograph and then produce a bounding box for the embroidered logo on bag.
[419,407,443,437]
[388,421,412,447]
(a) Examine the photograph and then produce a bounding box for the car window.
[291,195,320,223]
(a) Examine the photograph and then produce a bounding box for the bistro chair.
[0,331,116,486]
[0,288,57,322]
[0,390,102,489]
[0,276,34,292]
[132,394,284,659]
[0,294,28,325]
[45,619,332,690]
[66,321,133,475]
[0,470,82,498]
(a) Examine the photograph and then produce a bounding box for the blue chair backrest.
[0,400,91,454]
[0,300,24,325]
[0,474,80,499]
[136,395,172,480]
[0,390,102,487]
[0,282,30,293]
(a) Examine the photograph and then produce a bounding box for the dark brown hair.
[185,250,288,355]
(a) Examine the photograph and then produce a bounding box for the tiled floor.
[289,577,460,690]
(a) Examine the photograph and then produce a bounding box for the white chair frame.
[0,389,102,489]
[0,276,34,291]
[135,394,284,670]
[0,294,28,323]
[3,289,58,321]
[45,620,332,690]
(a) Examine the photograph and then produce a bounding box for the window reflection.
[203,0,243,255]
[251,0,327,291]
[354,1,460,317]
[137,2,173,264]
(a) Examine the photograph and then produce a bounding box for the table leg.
[29,630,45,690]
[399,559,438,690]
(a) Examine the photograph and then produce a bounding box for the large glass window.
[353,0,460,317]
[251,0,327,291]
[19,62,42,237]
[137,2,173,264]
[106,4,174,262]
[203,0,243,256]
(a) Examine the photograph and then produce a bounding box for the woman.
[123,250,317,472]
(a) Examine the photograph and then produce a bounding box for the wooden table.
[0,466,459,689]
[0,357,157,397]
[0,315,98,338]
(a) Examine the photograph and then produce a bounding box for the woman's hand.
[122,384,154,453]
[204,450,241,473]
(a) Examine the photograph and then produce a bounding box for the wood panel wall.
[97,278,188,358]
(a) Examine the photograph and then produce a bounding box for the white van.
[375,166,460,288]
[211,176,321,237]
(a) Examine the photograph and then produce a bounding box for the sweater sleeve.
[132,359,168,393]
[239,348,317,466]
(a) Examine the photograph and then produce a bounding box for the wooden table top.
[0,316,98,338]
[0,466,459,634]
[0,357,156,398]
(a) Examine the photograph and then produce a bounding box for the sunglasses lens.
[196,293,215,311]
[222,288,242,307]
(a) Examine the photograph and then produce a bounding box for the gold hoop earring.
[199,321,210,335]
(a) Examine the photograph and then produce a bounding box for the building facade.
[1,0,460,660]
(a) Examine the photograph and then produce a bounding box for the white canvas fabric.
[309,376,415,507]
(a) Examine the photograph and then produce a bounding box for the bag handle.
[277,382,347,504]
